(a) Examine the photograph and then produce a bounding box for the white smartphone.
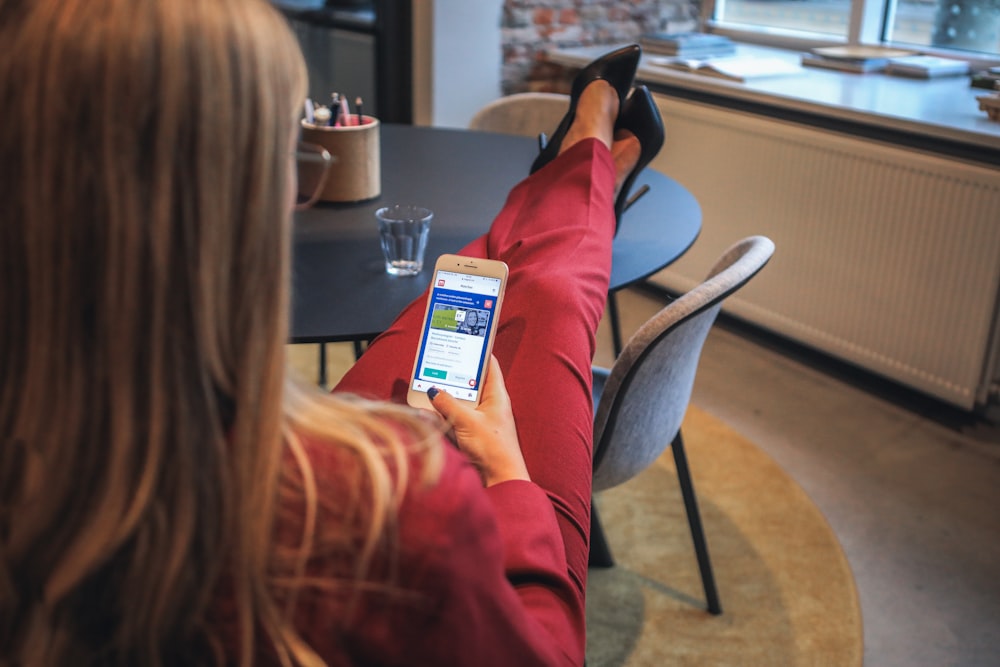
[406,254,508,410]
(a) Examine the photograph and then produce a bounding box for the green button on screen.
[424,368,447,379]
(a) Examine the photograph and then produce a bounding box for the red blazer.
[218,433,584,666]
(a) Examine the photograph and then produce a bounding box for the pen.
[338,94,350,127]
[304,97,315,125]
[330,93,341,127]
[355,96,364,125]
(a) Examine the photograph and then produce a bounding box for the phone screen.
[410,268,503,403]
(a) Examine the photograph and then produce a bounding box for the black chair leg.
[588,499,615,568]
[672,429,722,615]
[607,290,624,358]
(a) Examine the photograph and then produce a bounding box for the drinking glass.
[375,205,433,276]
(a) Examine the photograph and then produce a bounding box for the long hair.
[0,0,440,664]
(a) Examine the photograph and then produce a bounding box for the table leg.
[318,343,327,387]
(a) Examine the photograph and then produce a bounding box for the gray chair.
[589,235,775,616]
[468,92,570,139]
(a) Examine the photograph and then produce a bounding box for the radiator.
[648,96,1000,410]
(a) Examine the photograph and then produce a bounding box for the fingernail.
[427,387,439,400]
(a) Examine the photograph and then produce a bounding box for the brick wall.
[501,0,700,94]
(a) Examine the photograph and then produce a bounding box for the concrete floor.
[602,287,1000,667]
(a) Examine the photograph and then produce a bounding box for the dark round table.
[292,124,701,347]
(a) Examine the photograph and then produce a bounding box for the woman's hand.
[427,356,529,487]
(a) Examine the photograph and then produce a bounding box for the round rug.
[586,405,863,666]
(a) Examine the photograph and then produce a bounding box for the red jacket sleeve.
[298,442,585,667]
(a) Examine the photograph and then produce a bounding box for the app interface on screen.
[412,269,502,402]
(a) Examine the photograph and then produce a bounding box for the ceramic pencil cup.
[299,116,381,203]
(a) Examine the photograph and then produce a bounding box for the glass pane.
[889,0,1000,55]
[714,0,851,38]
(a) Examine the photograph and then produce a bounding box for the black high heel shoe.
[613,85,664,232]
[530,44,641,175]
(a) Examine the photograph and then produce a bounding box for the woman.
[459,310,485,337]
[0,0,663,664]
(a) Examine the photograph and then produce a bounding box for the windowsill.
[545,43,1000,165]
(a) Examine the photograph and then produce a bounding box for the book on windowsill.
[800,46,917,74]
[970,66,1000,90]
[648,55,803,82]
[801,53,889,73]
[884,55,970,78]
[639,31,737,58]
[977,91,1000,121]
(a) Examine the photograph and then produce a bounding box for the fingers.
[426,356,528,486]
[479,356,509,407]
[428,356,505,421]
[427,385,462,424]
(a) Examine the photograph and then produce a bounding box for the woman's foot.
[557,79,620,155]
[530,44,641,174]
[611,86,665,231]
[549,80,645,236]
[611,131,642,197]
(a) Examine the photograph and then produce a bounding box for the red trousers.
[334,137,616,609]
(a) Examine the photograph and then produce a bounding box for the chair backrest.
[592,236,775,491]
[468,92,570,138]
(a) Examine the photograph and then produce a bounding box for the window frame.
[701,0,1000,68]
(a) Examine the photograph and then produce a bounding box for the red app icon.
[437,279,445,287]
[484,299,493,308]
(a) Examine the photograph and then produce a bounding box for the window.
[713,0,851,40]
[710,0,1000,57]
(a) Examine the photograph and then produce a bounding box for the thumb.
[427,386,465,425]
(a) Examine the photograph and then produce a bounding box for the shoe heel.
[623,183,650,214]
[613,86,665,233]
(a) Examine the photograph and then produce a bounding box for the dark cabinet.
[274,1,412,124]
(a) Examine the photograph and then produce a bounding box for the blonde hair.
[0,0,440,664]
